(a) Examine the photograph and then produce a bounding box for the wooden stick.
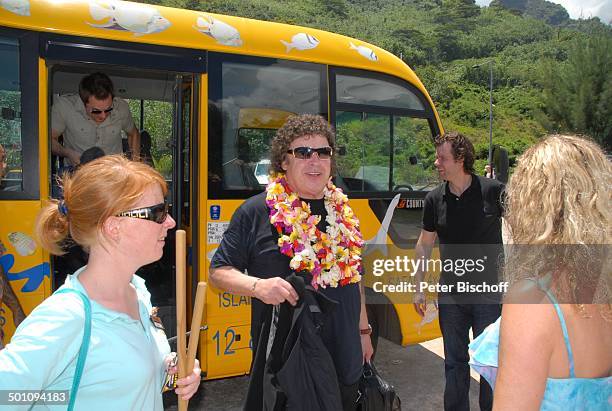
[186,282,206,374]
[175,230,187,411]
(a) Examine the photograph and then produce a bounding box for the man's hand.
[68,150,81,166]
[253,277,299,306]
[413,291,426,317]
[361,334,374,363]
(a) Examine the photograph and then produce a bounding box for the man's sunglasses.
[116,202,169,224]
[286,146,333,160]
[89,107,114,115]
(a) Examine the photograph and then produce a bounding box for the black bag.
[356,362,401,411]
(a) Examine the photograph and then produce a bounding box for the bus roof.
[0,0,432,101]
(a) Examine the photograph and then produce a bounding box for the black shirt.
[211,192,362,385]
[422,174,504,289]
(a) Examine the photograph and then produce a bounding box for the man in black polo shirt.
[413,132,504,411]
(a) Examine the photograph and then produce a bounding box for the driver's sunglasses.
[116,202,169,224]
[287,146,333,160]
[89,106,114,115]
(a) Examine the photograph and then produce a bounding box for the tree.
[542,34,612,148]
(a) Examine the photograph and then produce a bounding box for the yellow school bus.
[0,0,443,379]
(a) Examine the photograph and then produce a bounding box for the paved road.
[165,337,482,410]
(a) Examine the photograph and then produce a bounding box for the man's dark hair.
[434,131,475,173]
[79,72,114,104]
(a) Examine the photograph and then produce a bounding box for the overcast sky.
[474,0,612,24]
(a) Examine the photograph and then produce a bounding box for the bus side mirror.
[493,146,509,184]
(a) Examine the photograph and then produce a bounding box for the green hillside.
[138,0,612,165]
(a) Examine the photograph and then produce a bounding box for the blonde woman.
[0,155,200,409]
[470,135,611,410]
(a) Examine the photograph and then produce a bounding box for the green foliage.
[127,99,174,176]
[542,34,612,148]
[238,129,276,163]
[318,0,349,18]
[0,91,22,170]
[459,8,553,59]
[153,154,173,178]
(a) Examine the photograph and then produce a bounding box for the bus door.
[41,34,204,341]
[330,68,442,347]
[0,30,43,346]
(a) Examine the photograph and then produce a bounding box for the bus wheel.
[366,305,379,360]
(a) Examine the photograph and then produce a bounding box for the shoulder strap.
[54,288,92,410]
[533,281,576,378]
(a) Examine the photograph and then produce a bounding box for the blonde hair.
[35,155,167,255]
[504,134,611,313]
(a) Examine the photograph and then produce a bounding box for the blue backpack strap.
[534,282,576,378]
[55,288,92,410]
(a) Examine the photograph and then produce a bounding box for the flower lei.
[265,174,364,289]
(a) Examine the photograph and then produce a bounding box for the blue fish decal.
[0,254,50,293]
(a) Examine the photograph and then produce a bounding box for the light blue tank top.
[469,286,612,410]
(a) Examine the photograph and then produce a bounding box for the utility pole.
[472,60,494,168]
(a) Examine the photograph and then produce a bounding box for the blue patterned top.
[469,288,611,410]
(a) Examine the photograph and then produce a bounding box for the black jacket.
[244,274,343,411]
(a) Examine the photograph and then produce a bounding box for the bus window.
[0,37,22,192]
[392,116,438,192]
[332,69,439,197]
[336,111,391,192]
[236,128,275,186]
[209,56,325,195]
[336,112,438,194]
[336,73,425,110]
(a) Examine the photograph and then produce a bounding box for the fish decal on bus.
[0,254,50,293]
[87,0,171,36]
[349,42,378,62]
[280,33,320,52]
[194,14,243,47]
[0,0,30,16]
[7,232,36,256]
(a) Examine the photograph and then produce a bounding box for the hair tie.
[58,200,68,217]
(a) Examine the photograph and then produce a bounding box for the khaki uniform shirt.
[51,94,135,165]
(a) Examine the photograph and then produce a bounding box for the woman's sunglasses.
[116,202,169,224]
[286,146,333,160]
